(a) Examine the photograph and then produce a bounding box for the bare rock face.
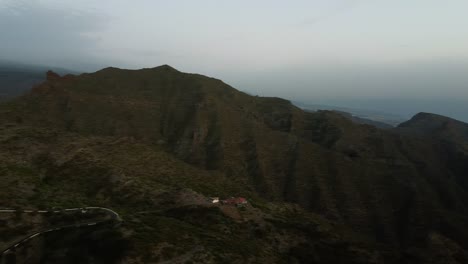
[46,70,60,81]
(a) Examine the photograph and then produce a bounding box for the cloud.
[0,0,106,69]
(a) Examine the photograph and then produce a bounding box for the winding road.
[0,207,122,256]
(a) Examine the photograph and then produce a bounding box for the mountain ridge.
[1,66,468,263]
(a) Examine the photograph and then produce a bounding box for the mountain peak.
[398,112,468,143]
[410,112,447,121]
[153,64,178,72]
[399,112,465,128]
[46,70,60,81]
[95,65,180,75]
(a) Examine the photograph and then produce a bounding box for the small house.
[221,197,248,207]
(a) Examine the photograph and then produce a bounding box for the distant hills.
[294,102,406,127]
[1,66,468,263]
[0,61,74,100]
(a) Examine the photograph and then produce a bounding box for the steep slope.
[0,116,379,263]
[1,66,468,263]
[397,112,468,192]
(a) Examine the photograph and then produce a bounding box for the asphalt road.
[0,207,122,256]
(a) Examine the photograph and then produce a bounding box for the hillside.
[1,66,468,263]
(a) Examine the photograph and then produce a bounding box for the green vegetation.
[1,66,468,263]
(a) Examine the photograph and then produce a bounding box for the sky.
[1,0,467,121]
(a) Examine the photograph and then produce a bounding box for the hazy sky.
[1,0,467,121]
